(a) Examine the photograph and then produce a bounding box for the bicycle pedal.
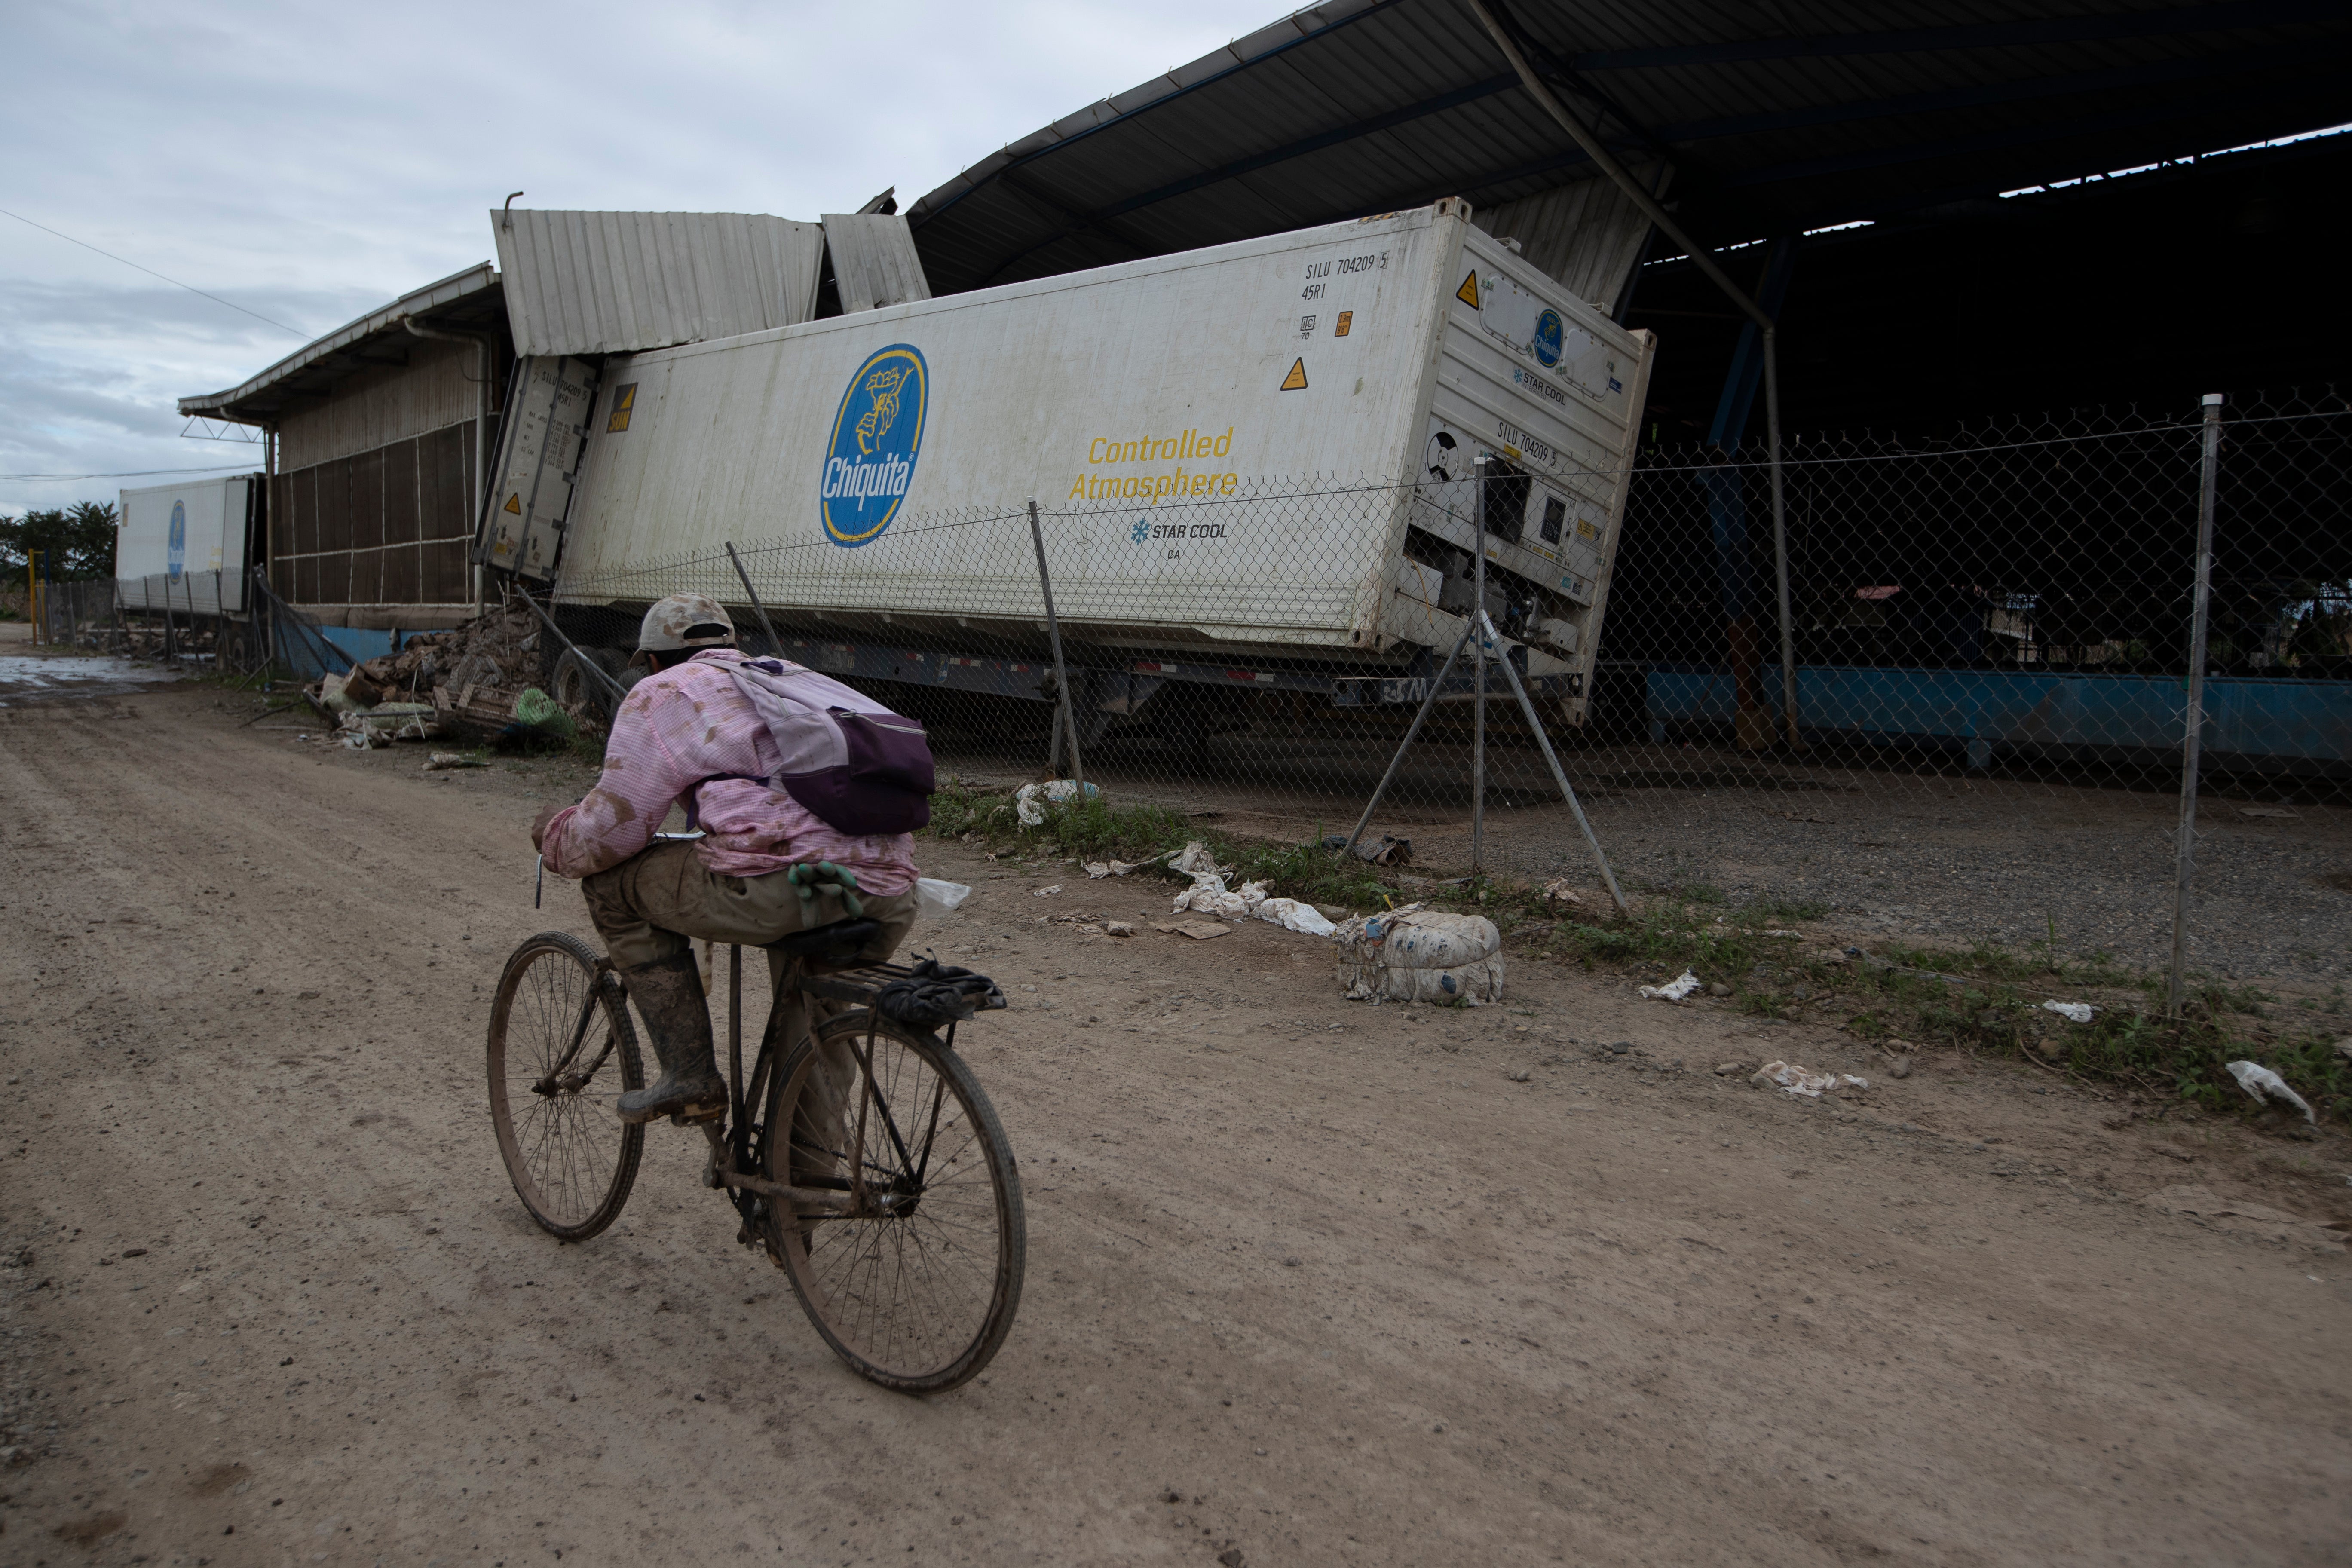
[667,1104,727,1127]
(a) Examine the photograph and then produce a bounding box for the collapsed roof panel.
[818,213,934,314]
[492,208,826,356]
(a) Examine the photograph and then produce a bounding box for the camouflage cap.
[631,592,736,666]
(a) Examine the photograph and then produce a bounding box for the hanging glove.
[786,859,865,918]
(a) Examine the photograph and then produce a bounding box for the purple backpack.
[712,657,935,836]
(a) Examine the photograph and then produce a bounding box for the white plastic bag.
[1255,897,1337,937]
[1014,778,1099,827]
[915,877,971,917]
[1638,970,1701,1001]
[1171,873,1266,921]
[1757,1061,1869,1098]
[2040,1000,2095,1024]
[2227,1060,2315,1124]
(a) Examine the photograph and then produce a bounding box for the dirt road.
[2,668,2347,1566]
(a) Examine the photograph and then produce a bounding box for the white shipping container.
[518,200,1653,719]
[116,474,257,613]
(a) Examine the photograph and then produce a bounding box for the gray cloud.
[1,0,1276,512]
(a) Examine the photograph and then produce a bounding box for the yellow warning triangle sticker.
[1456,270,1481,309]
[1279,358,1309,392]
[502,493,522,515]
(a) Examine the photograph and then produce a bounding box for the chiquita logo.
[167,499,186,582]
[821,343,928,547]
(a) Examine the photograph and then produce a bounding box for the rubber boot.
[616,952,729,1125]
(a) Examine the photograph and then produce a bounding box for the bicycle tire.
[487,931,646,1241]
[761,1011,1024,1393]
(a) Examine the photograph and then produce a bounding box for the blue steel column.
[1701,238,1798,749]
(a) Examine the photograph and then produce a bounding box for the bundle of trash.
[1015,778,1100,827]
[1165,841,1337,936]
[1333,903,1504,1005]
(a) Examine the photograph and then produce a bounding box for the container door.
[478,355,600,581]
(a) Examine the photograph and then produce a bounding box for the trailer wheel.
[552,648,616,727]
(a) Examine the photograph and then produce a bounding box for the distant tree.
[0,501,120,580]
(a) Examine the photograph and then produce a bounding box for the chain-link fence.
[530,387,2349,1001]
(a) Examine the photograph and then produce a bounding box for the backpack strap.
[680,773,769,832]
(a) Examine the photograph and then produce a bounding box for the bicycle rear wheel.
[487,931,645,1241]
[762,1011,1024,1393]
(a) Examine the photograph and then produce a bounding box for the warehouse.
[175,205,931,655]
[174,263,508,649]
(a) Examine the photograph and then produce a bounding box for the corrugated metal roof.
[907,0,2352,294]
[493,209,826,357]
[178,263,502,421]
[819,213,934,313]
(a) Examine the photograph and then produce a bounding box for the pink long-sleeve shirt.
[539,648,919,890]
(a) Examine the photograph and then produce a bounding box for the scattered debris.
[1334,905,1504,1006]
[1320,832,1412,866]
[2226,1060,2316,1124]
[1085,861,1112,879]
[1753,1061,1869,1098]
[422,752,486,771]
[1032,884,1063,897]
[2040,1000,2095,1024]
[1638,970,1702,1001]
[1014,778,1099,827]
[1166,920,1230,940]
[337,703,440,747]
[339,667,385,708]
[1537,877,1584,910]
[2141,1185,2346,1253]
[1104,921,1134,938]
[1169,840,1225,877]
[1713,1061,1748,1076]
[1170,857,1269,921]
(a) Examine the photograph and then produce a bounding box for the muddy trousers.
[580,842,919,1141]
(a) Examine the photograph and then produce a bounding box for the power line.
[2,463,257,482]
[0,206,309,338]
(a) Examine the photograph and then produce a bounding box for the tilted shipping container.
[482,199,1654,722]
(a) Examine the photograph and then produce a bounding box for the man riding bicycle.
[532,593,921,1125]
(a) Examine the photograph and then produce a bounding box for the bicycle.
[485,915,1025,1393]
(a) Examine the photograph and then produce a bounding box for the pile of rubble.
[340,603,543,709]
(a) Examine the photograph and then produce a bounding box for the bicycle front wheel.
[487,931,645,1241]
[762,1011,1024,1393]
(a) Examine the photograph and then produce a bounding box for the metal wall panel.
[270,418,481,612]
[819,213,934,313]
[278,337,478,471]
[493,209,826,357]
[1473,164,1670,314]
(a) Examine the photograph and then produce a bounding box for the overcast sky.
[0,0,1283,517]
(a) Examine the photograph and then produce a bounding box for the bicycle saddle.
[768,917,880,958]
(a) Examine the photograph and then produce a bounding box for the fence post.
[723,541,786,659]
[1764,328,1802,748]
[1026,499,1084,791]
[2166,392,2225,1019]
[1470,461,1490,874]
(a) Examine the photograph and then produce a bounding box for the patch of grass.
[1744,893,1828,923]
[923,780,2343,1122]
